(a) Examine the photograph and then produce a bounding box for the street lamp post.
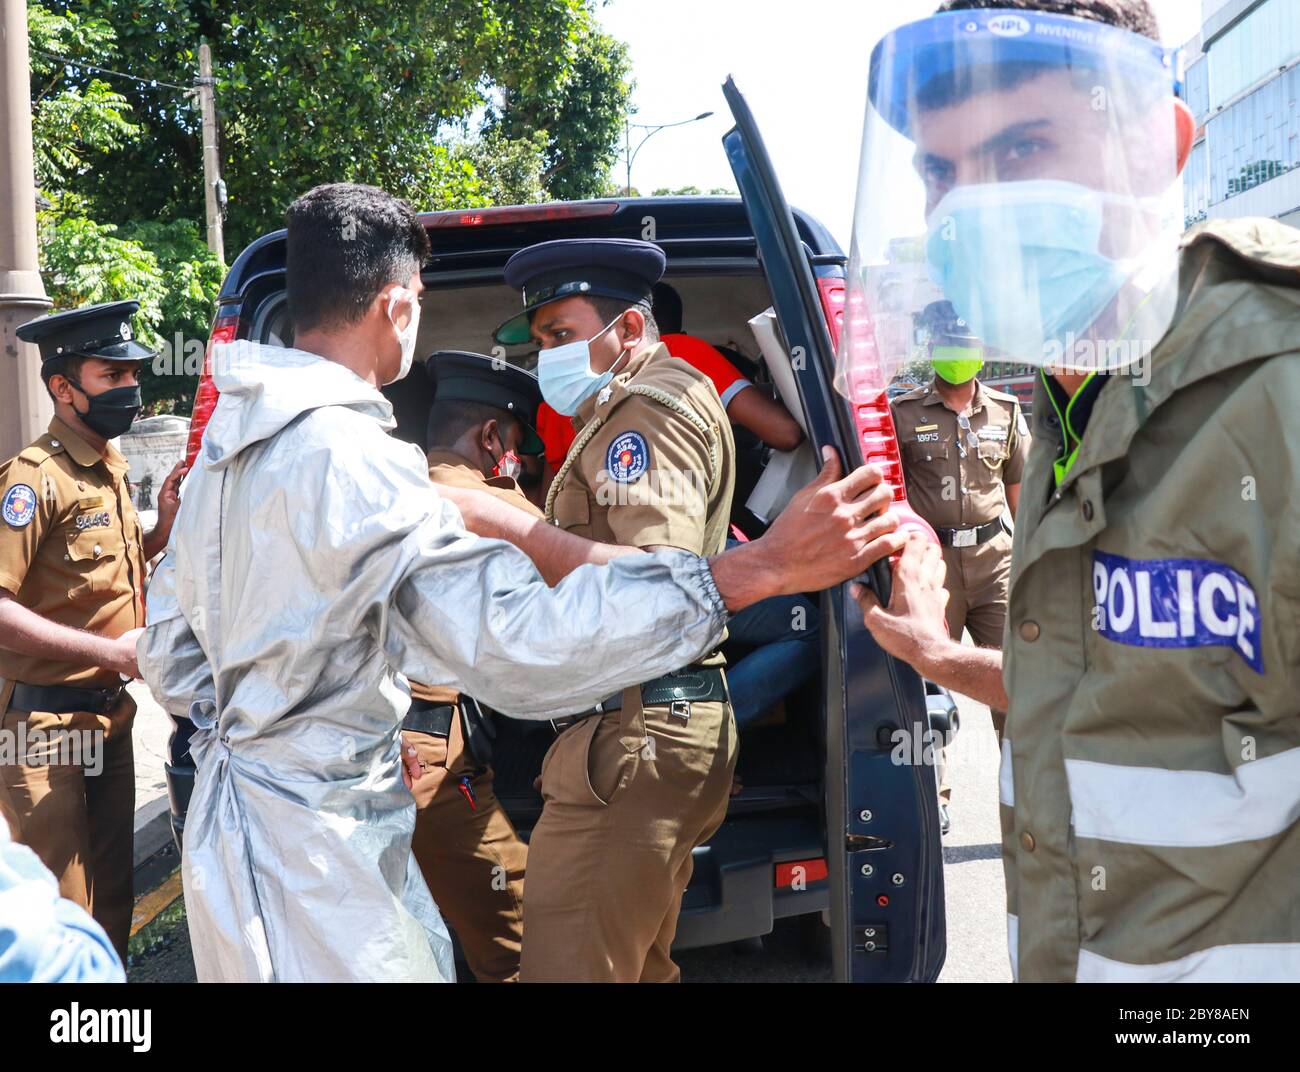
[624,111,714,196]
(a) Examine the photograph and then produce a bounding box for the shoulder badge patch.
[2,484,37,528]
[606,431,650,483]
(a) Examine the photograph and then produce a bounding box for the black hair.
[587,295,660,344]
[651,281,683,335]
[285,183,431,334]
[426,398,517,451]
[40,355,89,401]
[936,0,1159,39]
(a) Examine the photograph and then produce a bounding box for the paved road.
[129,692,1010,983]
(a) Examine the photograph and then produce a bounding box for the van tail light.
[421,202,620,228]
[184,312,238,471]
[834,280,936,545]
[815,275,845,352]
[775,858,829,888]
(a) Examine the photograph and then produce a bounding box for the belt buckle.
[670,699,691,721]
[952,527,977,548]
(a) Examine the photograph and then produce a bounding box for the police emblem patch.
[606,431,650,483]
[2,484,37,528]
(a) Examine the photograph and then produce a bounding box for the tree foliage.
[27,1,636,411]
[46,0,632,248]
[488,20,633,201]
[29,9,225,411]
[652,185,736,196]
[28,8,138,190]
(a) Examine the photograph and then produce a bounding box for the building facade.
[1182,0,1300,228]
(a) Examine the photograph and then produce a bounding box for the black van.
[167,80,949,983]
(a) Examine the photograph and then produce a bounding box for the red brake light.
[774,857,829,888]
[184,314,238,470]
[422,202,621,228]
[815,276,845,351]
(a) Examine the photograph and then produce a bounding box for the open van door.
[721,76,946,982]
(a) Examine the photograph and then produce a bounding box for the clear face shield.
[836,8,1187,402]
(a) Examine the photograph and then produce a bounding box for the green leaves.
[37,202,225,408]
[28,0,637,411]
[40,0,631,244]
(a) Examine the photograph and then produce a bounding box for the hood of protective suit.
[1146,217,1300,404]
[201,341,395,471]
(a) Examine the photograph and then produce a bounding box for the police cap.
[494,238,667,346]
[15,300,154,368]
[920,300,980,347]
[426,350,545,455]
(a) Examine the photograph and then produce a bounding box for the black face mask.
[67,379,142,439]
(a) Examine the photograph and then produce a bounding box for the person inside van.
[652,282,821,740]
[533,280,805,474]
[654,281,804,452]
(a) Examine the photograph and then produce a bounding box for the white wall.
[118,416,190,512]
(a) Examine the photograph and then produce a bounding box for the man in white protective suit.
[136,183,908,982]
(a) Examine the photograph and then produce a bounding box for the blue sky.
[597,0,1204,246]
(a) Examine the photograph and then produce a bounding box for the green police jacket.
[1002,218,1300,982]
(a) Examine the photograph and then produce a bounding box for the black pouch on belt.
[640,665,728,719]
[401,698,455,737]
[458,695,496,768]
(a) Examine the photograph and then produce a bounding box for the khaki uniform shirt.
[1002,218,1300,982]
[409,451,544,707]
[544,342,735,693]
[0,417,145,690]
[546,342,735,557]
[892,380,1029,530]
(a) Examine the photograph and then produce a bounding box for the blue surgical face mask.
[536,315,623,416]
[925,180,1132,363]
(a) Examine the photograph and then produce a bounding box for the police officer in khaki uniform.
[399,350,547,983]
[492,238,737,982]
[0,301,183,960]
[892,302,1028,830]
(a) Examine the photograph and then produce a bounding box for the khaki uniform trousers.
[939,529,1012,800]
[0,681,136,961]
[406,711,528,983]
[520,692,737,982]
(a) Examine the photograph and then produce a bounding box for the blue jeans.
[726,588,821,729]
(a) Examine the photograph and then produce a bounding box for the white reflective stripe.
[1066,745,1300,847]
[1077,943,1300,983]
[1007,913,1019,982]
[999,736,1014,808]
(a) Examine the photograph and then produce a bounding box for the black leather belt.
[550,664,728,734]
[935,519,1004,548]
[549,692,623,734]
[9,682,123,716]
[401,699,455,737]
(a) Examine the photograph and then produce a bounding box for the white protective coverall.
[137,342,730,982]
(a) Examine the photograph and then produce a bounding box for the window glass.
[1202,67,1300,208]
[1208,0,1300,110]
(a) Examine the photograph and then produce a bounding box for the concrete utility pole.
[0,0,54,458]
[196,43,224,263]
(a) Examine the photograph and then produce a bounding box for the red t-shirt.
[536,334,750,467]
